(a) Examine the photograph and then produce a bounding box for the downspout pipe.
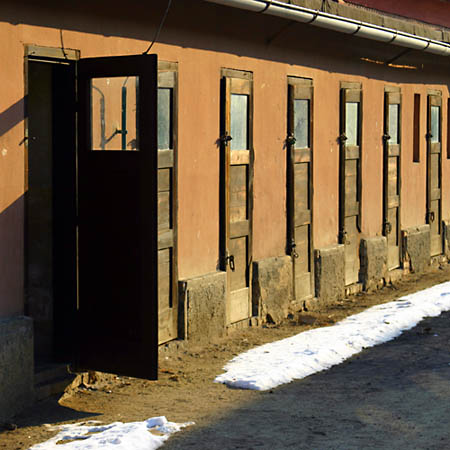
[202,0,450,57]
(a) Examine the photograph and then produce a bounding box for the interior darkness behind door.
[77,54,158,379]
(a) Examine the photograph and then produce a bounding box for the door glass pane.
[345,102,359,146]
[158,88,172,150]
[294,99,309,149]
[388,104,399,144]
[230,94,248,150]
[91,76,139,151]
[431,105,440,143]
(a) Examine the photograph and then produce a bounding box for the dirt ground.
[2,264,450,449]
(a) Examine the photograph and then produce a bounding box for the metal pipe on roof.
[202,0,450,57]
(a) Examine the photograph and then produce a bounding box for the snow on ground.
[215,280,450,391]
[29,416,193,450]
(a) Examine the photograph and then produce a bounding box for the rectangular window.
[413,93,420,163]
[430,105,440,143]
[157,87,173,150]
[388,104,399,145]
[447,99,450,159]
[294,99,310,149]
[345,102,359,146]
[91,76,139,151]
[230,93,249,150]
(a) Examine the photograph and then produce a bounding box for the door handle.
[383,134,391,142]
[339,133,348,144]
[427,211,435,223]
[226,254,235,271]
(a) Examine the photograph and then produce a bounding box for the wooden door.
[383,90,402,270]
[427,93,443,256]
[220,70,253,325]
[157,63,178,344]
[77,54,158,379]
[339,85,362,286]
[287,78,314,301]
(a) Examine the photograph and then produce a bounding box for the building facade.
[0,0,449,420]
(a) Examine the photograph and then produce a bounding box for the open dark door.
[77,55,158,379]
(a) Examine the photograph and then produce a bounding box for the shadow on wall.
[0,195,24,317]
[0,97,25,138]
[0,0,449,86]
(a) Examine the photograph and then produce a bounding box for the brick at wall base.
[360,236,387,292]
[314,244,345,307]
[0,316,34,422]
[178,271,226,344]
[252,255,293,325]
[402,225,430,274]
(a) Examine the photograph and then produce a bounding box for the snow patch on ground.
[215,281,450,390]
[29,416,193,450]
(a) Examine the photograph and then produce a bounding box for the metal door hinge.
[290,239,299,259]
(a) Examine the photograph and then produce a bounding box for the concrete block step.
[34,363,76,401]
[34,363,71,386]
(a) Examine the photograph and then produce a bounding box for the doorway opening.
[25,54,77,368]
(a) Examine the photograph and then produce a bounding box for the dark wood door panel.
[383,90,401,270]
[77,54,158,379]
[287,79,314,302]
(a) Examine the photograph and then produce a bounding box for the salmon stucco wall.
[0,0,449,317]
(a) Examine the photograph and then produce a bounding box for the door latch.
[384,221,392,235]
[286,133,296,147]
[290,239,299,259]
[220,132,232,144]
[226,254,235,271]
[339,230,350,245]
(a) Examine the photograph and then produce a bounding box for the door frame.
[383,86,402,270]
[286,76,314,303]
[24,45,80,363]
[219,68,254,325]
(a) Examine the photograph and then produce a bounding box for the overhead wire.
[143,0,173,54]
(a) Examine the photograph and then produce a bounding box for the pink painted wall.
[344,0,450,29]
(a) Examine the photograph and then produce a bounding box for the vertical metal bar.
[121,85,127,150]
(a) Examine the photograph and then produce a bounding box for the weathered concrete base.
[402,225,430,274]
[360,236,387,291]
[442,220,450,261]
[0,316,34,422]
[314,244,345,306]
[178,271,226,344]
[252,256,293,325]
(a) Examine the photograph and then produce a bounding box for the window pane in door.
[230,94,248,150]
[158,88,172,150]
[345,102,359,146]
[294,99,309,149]
[91,76,139,151]
[431,105,440,143]
[388,104,399,145]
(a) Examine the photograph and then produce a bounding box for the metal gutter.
[202,0,450,56]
